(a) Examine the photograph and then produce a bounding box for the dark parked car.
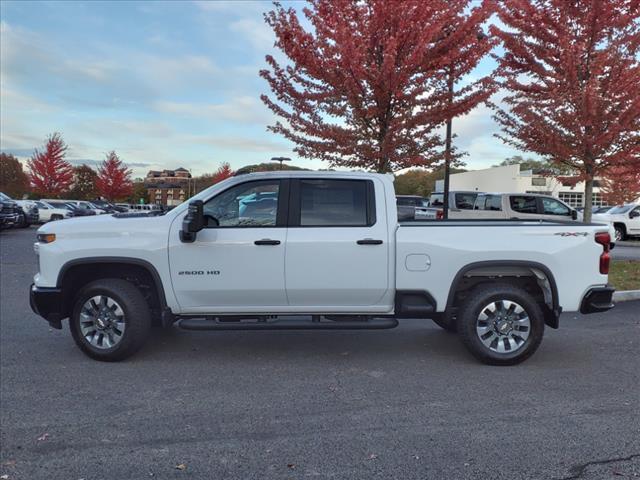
[44,201,96,217]
[91,199,128,213]
[0,192,22,229]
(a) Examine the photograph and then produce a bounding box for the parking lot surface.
[612,240,640,261]
[1,227,639,480]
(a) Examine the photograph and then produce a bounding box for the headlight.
[37,233,56,244]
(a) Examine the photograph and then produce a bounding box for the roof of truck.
[233,170,393,180]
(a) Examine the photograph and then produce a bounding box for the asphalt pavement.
[1,227,639,480]
[612,240,640,261]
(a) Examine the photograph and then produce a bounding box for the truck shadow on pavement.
[135,321,476,365]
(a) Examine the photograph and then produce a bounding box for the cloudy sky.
[0,0,520,178]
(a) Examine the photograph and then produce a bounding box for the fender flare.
[445,260,561,328]
[57,256,169,311]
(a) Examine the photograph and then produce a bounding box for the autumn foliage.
[96,151,133,201]
[212,162,234,184]
[0,153,29,198]
[261,0,495,172]
[601,165,640,205]
[491,0,640,221]
[27,133,74,197]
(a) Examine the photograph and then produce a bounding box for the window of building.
[559,192,583,208]
[531,177,547,187]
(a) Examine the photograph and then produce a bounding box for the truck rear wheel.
[69,279,151,361]
[456,284,544,365]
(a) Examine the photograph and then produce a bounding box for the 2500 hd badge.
[178,270,220,276]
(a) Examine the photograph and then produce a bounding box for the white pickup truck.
[30,172,615,365]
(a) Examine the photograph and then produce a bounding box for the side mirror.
[571,209,578,220]
[179,200,204,243]
[629,210,640,219]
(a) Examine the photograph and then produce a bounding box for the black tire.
[69,279,151,361]
[432,313,457,333]
[614,224,626,242]
[50,214,63,221]
[456,284,544,366]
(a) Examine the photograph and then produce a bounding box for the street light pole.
[442,67,454,220]
[270,156,291,170]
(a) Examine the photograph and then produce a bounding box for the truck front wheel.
[456,284,544,365]
[69,279,151,361]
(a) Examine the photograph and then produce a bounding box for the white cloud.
[154,96,273,124]
[229,17,274,50]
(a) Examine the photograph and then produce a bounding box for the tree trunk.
[584,176,594,223]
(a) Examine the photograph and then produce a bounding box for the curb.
[613,290,640,302]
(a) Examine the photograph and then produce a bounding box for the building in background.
[144,168,192,207]
[435,164,606,208]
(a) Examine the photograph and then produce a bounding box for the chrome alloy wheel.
[476,300,531,354]
[79,295,126,349]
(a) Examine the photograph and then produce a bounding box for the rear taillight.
[595,232,610,274]
[436,210,444,220]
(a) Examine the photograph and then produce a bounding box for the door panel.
[168,179,288,310]
[285,179,390,308]
[168,227,287,308]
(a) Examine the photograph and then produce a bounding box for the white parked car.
[42,199,105,215]
[32,201,74,222]
[423,192,616,247]
[593,203,640,241]
[30,172,614,365]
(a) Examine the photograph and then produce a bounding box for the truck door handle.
[254,239,281,246]
[356,239,383,245]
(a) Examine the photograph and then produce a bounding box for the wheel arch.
[445,260,561,329]
[57,257,170,324]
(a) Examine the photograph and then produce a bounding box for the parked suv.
[15,200,39,227]
[0,192,22,229]
[34,201,74,222]
[593,203,640,241]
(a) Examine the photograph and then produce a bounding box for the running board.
[178,316,399,331]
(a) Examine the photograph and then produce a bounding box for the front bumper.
[0,213,19,226]
[580,286,615,314]
[29,284,65,329]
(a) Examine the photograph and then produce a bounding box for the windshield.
[608,205,634,214]
[0,192,11,201]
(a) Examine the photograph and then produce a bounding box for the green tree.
[394,167,467,197]
[0,153,29,198]
[493,156,571,175]
[68,164,98,200]
[127,181,148,204]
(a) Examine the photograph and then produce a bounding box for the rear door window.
[509,196,538,214]
[485,195,502,211]
[298,179,373,226]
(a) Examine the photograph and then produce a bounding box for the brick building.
[144,168,192,206]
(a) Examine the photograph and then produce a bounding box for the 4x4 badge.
[554,232,589,237]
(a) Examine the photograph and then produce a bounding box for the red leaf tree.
[260,0,495,173]
[600,165,640,205]
[96,151,133,201]
[491,0,640,221]
[27,132,74,197]
[212,162,234,184]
